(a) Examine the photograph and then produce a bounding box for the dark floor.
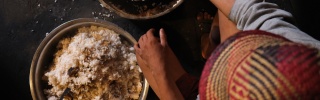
[0,0,319,99]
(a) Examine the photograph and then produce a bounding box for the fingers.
[134,43,140,54]
[139,28,155,45]
[146,28,155,39]
[159,28,167,46]
[137,36,143,53]
[135,43,148,67]
[134,43,145,61]
[137,28,166,51]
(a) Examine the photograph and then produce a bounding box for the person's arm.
[229,0,320,49]
[210,0,320,49]
[134,29,184,100]
[152,65,184,100]
[153,29,184,100]
[209,0,235,18]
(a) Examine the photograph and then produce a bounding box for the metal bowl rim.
[30,18,149,100]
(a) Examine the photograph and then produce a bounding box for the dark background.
[0,0,319,99]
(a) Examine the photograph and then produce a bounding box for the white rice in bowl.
[43,26,142,100]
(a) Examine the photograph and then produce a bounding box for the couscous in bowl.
[30,18,149,100]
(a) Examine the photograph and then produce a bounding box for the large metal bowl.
[29,18,149,100]
[99,0,184,19]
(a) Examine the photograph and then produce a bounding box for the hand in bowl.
[134,28,186,100]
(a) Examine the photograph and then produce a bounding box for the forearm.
[153,67,184,100]
[209,0,235,18]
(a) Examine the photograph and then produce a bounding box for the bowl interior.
[30,18,149,100]
[99,0,184,19]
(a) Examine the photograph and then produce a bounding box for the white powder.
[44,26,142,100]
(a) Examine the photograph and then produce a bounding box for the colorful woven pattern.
[199,30,320,100]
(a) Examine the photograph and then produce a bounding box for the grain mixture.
[43,26,142,100]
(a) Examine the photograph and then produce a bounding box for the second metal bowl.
[29,18,149,100]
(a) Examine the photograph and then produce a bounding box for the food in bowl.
[42,25,142,100]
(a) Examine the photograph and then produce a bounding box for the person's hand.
[134,28,184,100]
[134,28,168,76]
[134,28,168,98]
